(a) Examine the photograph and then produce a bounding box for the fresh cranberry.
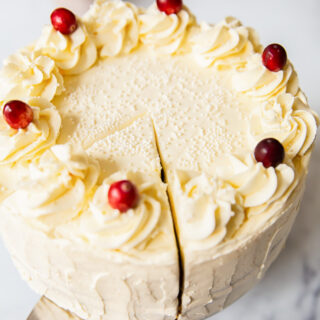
[3,100,33,130]
[156,0,183,15]
[254,138,285,168]
[108,180,140,213]
[51,8,78,35]
[262,44,287,72]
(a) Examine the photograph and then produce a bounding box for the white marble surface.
[0,0,319,319]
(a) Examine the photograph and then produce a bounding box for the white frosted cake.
[0,1,318,319]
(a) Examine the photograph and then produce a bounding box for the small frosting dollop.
[222,154,295,215]
[0,51,64,102]
[232,53,299,100]
[139,3,195,55]
[191,17,261,69]
[2,145,100,229]
[173,170,245,249]
[84,0,139,57]
[0,98,61,164]
[176,152,297,245]
[250,93,319,158]
[35,21,97,75]
[76,172,164,251]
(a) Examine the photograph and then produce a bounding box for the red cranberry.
[262,44,287,72]
[156,0,183,15]
[254,138,285,168]
[108,180,140,213]
[3,100,33,130]
[51,8,78,35]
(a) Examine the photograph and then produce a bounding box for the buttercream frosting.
[84,0,140,57]
[191,17,261,69]
[78,172,166,251]
[250,93,319,158]
[232,53,299,99]
[0,51,64,102]
[36,21,97,75]
[139,3,195,54]
[2,145,99,229]
[0,98,61,164]
[173,170,245,250]
[0,1,318,320]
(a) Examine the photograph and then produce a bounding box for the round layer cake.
[0,1,318,319]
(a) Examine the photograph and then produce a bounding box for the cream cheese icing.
[139,4,195,55]
[0,98,61,164]
[35,21,97,75]
[0,1,318,320]
[84,0,140,57]
[0,50,64,102]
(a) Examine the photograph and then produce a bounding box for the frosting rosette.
[35,21,97,75]
[139,4,195,55]
[191,17,261,69]
[221,154,296,216]
[173,170,245,249]
[0,98,61,164]
[84,0,139,57]
[1,145,100,229]
[173,149,298,247]
[232,53,299,100]
[74,172,166,251]
[250,93,319,158]
[0,51,64,102]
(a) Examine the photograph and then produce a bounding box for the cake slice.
[0,117,180,320]
[150,16,318,320]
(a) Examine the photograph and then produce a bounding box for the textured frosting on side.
[0,51,64,102]
[178,180,306,320]
[0,211,179,320]
[191,17,261,69]
[0,98,61,164]
[139,4,195,54]
[35,22,97,75]
[84,0,140,57]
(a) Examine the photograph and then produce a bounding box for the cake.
[0,0,318,319]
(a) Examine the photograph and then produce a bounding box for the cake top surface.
[0,0,318,263]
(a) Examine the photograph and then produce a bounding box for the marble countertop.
[0,0,319,319]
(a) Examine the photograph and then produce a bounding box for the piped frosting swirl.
[139,4,195,55]
[84,0,140,57]
[0,98,61,164]
[173,170,245,249]
[191,17,261,69]
[250,93,319,158]
[35,21,97,75]
[2,145,99,229]
[232,53,299,99]
[0,51,64,102]
[74,172,166,251]
[222,155,295,211]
